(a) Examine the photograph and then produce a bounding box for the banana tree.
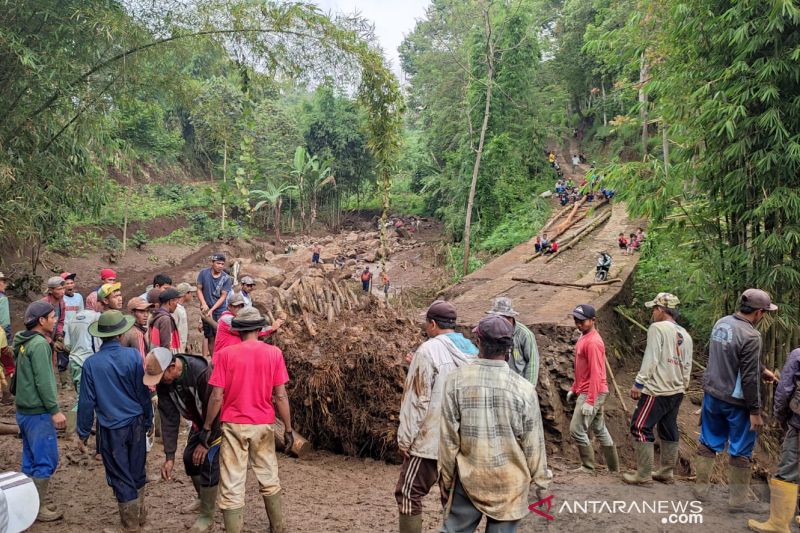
[251,181,297,243]
[290,146,336,231]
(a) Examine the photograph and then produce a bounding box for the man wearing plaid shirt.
[439,315,549,532]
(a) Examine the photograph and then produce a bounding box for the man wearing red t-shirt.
[203,307,293,533]
[567,304,618,474]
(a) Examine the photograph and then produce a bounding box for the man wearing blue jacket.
[77,310,153,532]
[748,346,800,532]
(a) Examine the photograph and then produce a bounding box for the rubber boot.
[602,445,620,473]
[653,441,680,484]
[32,477,63,522]
[103,499,140,533]
[747,478,797,533]
[263,492,286,533]
[622,441,653,485]
[181,476,202,514]
[189,484,217,532]
[692,454,715,501]
[576,444,596,473]
[66,410,77,436]
[137,488,149,530]
[59,370,71,390]
[729,465,765,514]
[222,508,243,533]
[398,513,423,533]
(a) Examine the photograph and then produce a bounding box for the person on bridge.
[693,289,779,512]
[439,314,549,533]
[395,300,477,533]
[747,343,800,532]
[487,297,540,387]
[622,293,693,485]
[567,304,619,474]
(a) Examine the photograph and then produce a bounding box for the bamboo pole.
[512,277,622,289]
[605,358,629,414]
[545,209,612,263]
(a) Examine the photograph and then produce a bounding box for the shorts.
[202,310,224,339]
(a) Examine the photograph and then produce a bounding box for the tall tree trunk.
[462,7,495,276]
[639,51,649,160]
[273,197,282,243]
[222,138,227,231]
[662,120,669,179]
[601,79,608,126]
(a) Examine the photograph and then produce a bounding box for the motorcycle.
[595,252,612,281]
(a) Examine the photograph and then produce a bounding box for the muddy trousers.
[776,426,800,483]
[184,430,220,486]
[218,422,280,510]
[97,415,147,503]
[441,479,520,533]
[16,413,59,478]
[569,393,614,447]
[629,392,683,443]
[395,454,442,516]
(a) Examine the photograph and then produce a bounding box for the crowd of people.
[7,253,292,532]
[3,238,799,532]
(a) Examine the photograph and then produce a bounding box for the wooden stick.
[512,277,622,289]
[614,308,707,371]
[273,418,313,458]
[545,209,612,262]
[605,358,629,414]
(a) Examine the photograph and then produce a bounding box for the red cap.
[60,272,76,281]
[100,268,117,281]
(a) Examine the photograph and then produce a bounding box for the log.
[540,202,575,234]
[512,277,622,289]
[522,200,608,264]
[545,209,612,263]
[0,422,19,435]
[605,358,629,414]
[273,418,313,458]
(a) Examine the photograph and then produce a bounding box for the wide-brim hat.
[230,306,267,332]
[88,310,135,338]
[486,296,519,318]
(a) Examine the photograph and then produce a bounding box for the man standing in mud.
[439,315,549,532]
[196,253,232,357]
[568,304,619,474]
[622,293,693,485]
[85,268,117,312]
[395,300,478,533]
[150,288,182,353]
[202,307,294,533]
[144,347,220,533]
[694,288,779,512]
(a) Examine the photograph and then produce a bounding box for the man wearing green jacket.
[487,297,541,386]
[14,301,67,522]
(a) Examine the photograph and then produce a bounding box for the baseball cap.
[46,276,65,289]
[100,268,117,281]
[426,300,457,325]
[644,292,680,309]
[127,297,153,312]
[60,272,76,281]
[228,291,246,307]
[24,301,54,328]
[143,348,175,387]
[240,276,255,286]
[472,314,514,342]
[175,282,196,296]
[158,288,180,303]
[97,282,121,300]
[486,296,519,318]
[211,253,226,262]
[741,288,778,312]
[572,304,596,321]
[0,272,7,280]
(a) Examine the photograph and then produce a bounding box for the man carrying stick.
[623,293,693,485]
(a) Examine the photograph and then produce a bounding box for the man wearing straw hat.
[144,347,221,533]
[76,310,153,532]
[202,306,294,533]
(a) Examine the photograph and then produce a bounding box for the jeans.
[569,393,614,447]
[97,415,147,503]
[16,412,59,478]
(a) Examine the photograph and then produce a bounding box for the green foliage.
[477,200,551,254]
[444,244,485,283]
[104,235,122,254]
[130,230,148,250]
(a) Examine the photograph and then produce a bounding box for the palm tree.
[251,181,297,243]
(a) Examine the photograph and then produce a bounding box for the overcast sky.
[313,0,430,79]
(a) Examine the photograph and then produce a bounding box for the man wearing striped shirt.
[486,297,540,386]
[623,293,693,485]
[439,314,549,532]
